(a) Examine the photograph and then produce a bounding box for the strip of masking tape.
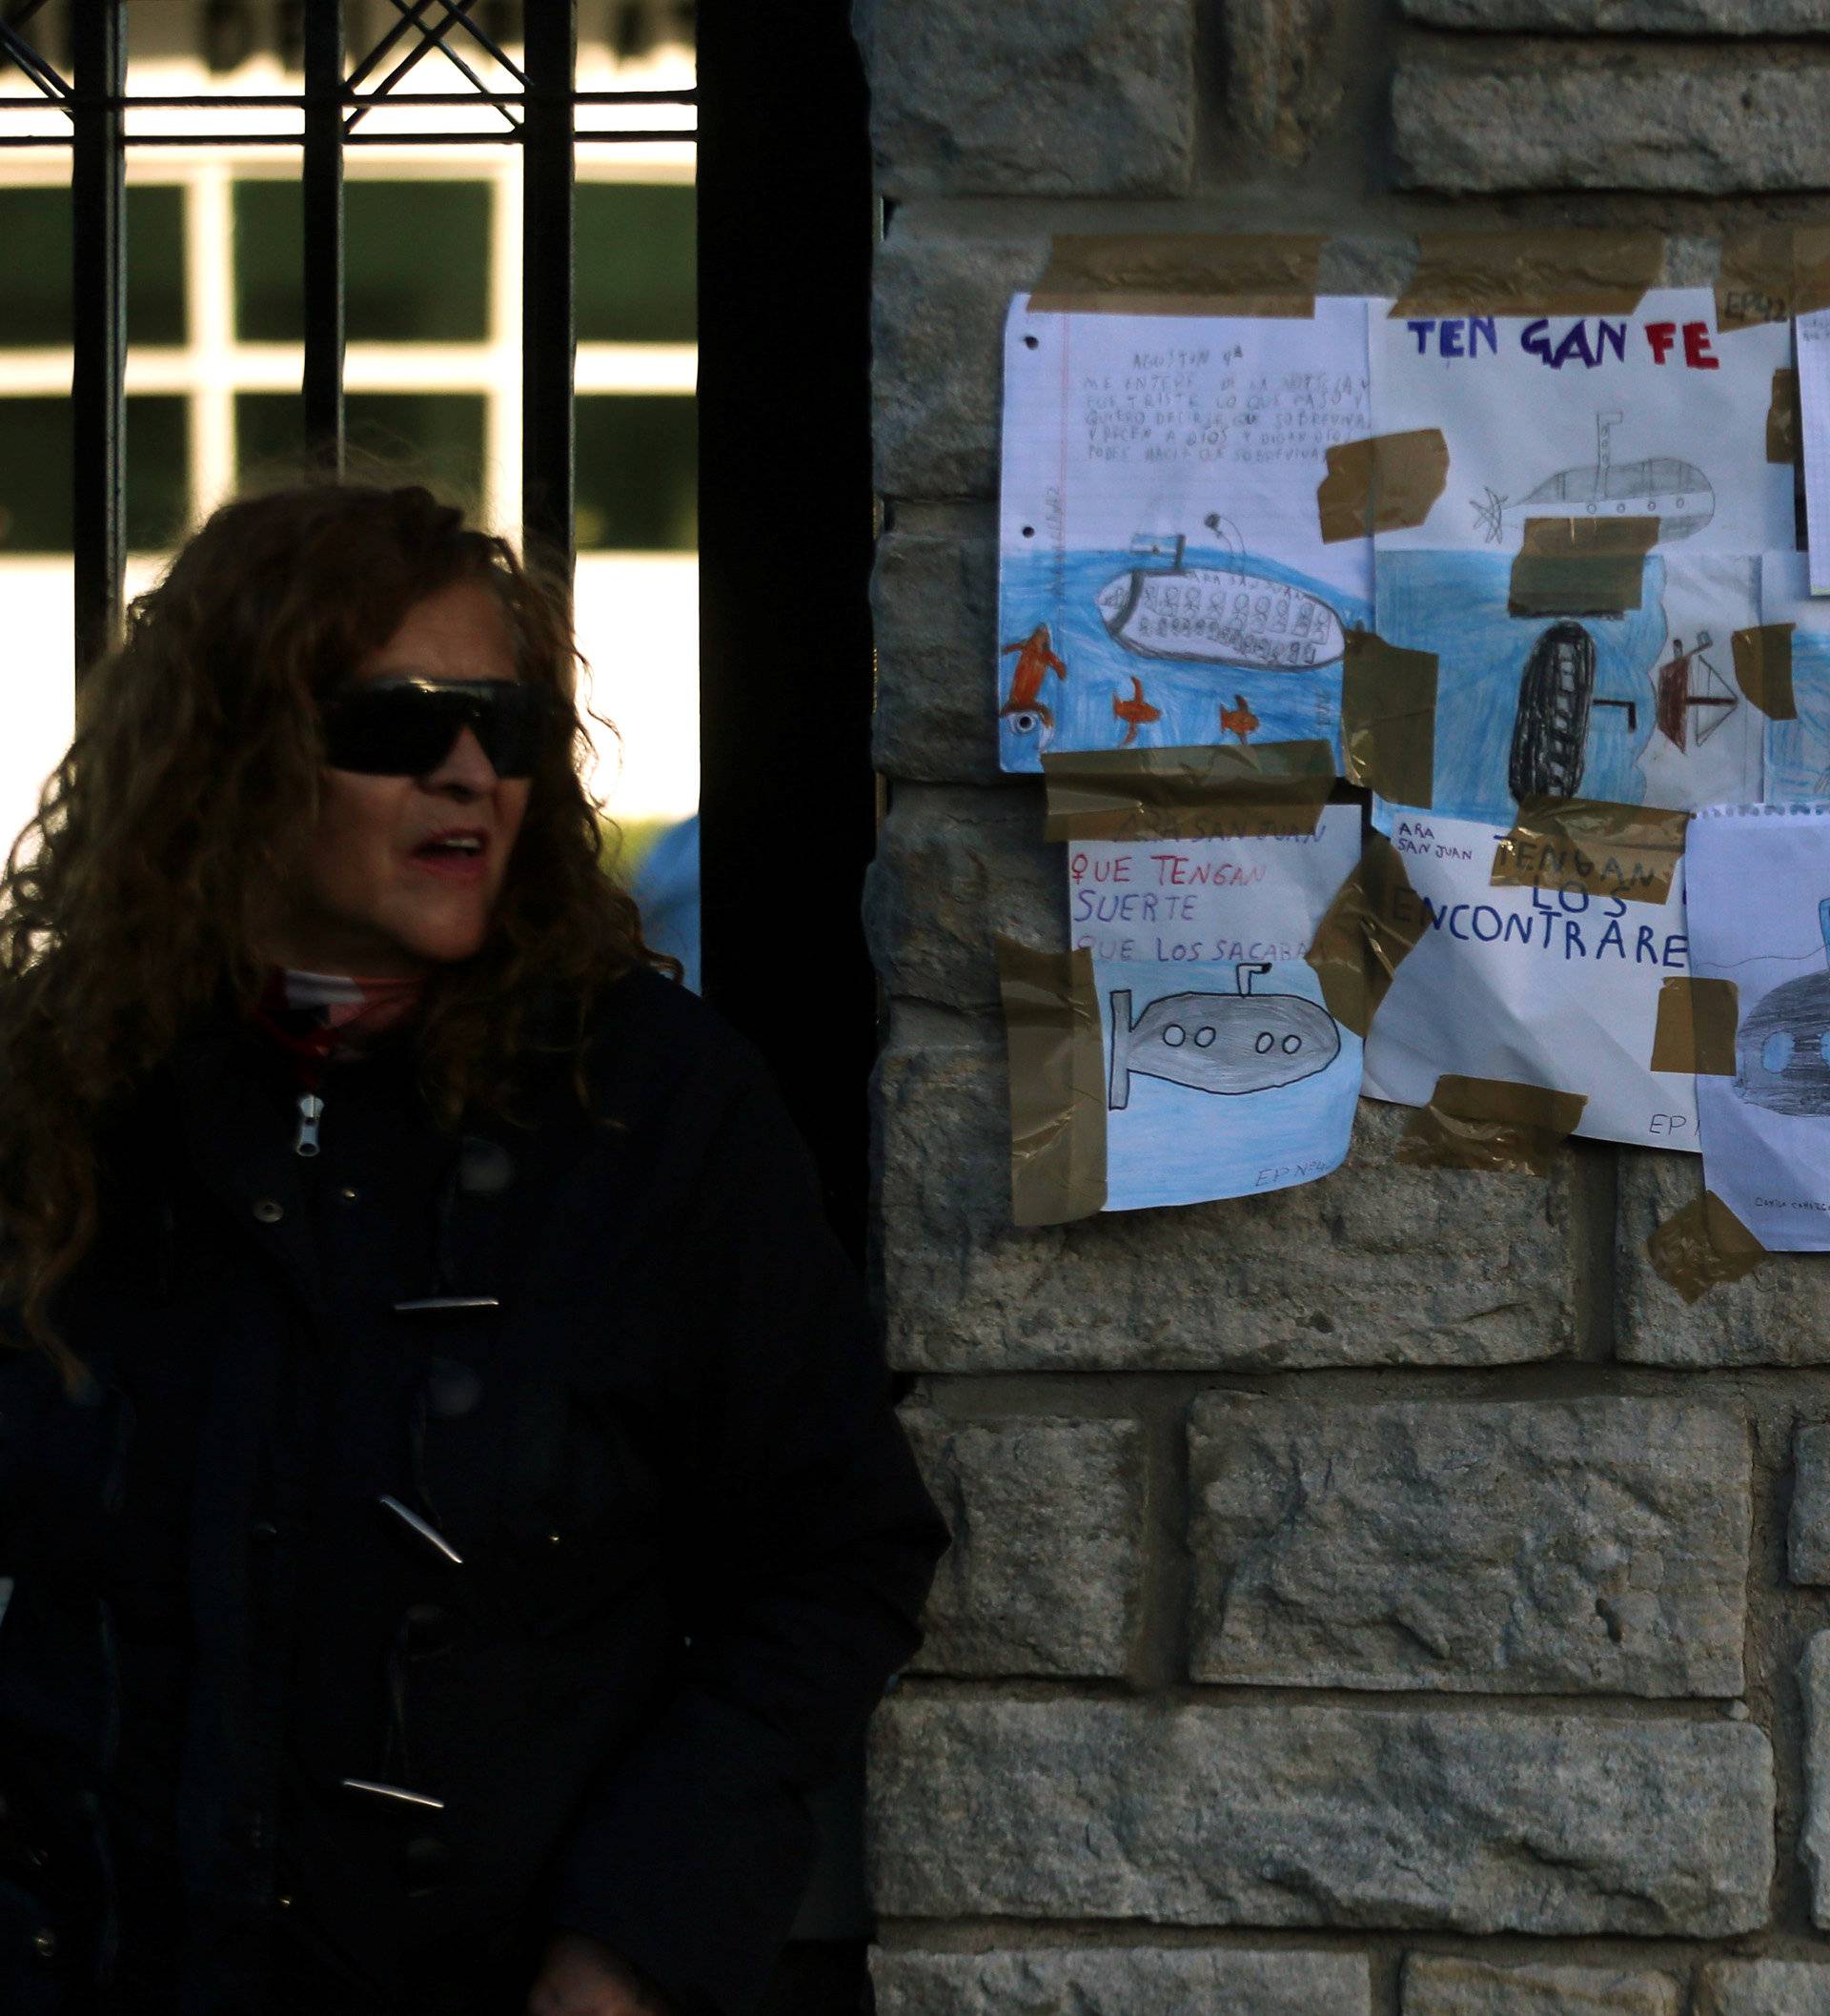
[1717,226,1796,331]
[1316,428,1450,544]
[1797,224,1830,317]
[1732,622,1797,720]
[1397,1073,1589,1176]
[1390,230,1661,317]
[995,939,1108,1227]
[1491,798,1689,906]
[1042,742,1335,841]
[1769,367,1800,465]
[1645,1188,1767,1304]
[1508,516,1656,616]
[1027,234,1323,316]
[1649,976,1739,1076]
[1304,832,1425,1040]
[1340,633,1436,809]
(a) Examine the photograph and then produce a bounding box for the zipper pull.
[294,1091,324,1158]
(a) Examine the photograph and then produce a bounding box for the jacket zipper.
[293,1090,324,1157]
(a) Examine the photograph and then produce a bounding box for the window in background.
[0,396,192,554]
[576,182,695,343]
[236,392,488,515]
[234,179,493,344]
[577,397,697,552]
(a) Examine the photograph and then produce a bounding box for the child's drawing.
[1111,675,1161,748]
[1108,963,1341,1110]
[1757,552,1830,804]
[1651,631,1737,754]
[1370,288,1793,558]
[1220,693,1259,746]
[998,622,1067,735]
[1507,620,1643,802]
[1474,411,1715,548]
[1359,808,1698,1153]
[1374,550,1761,821]
[1070,812,1364,1210]
[1093,527,1348,671]
[1000,295,1375,774]
[1734,900,1830,1120]
[1688,808,1830,1249]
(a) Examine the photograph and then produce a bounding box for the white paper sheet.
[1068,807,1364,1208]
[1688,805,1830,1247]
[1761,549,1830,800]
[1797,309,1830,595]
[1369,288,1795,559]
[1360,809,1698,1151]
[998,295,1376,775]
[1373,550,1762,822]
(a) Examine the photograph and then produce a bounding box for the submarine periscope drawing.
[1093,523,1346,672]
[1108,963,1341,1111]
[1735,899,1830,1119]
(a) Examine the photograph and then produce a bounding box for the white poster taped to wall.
[1361,809,1699,1151]
[1068,805,1363,1208]
[1687,805,1830,1248]
[1369,287,1795,559]
[998,295,1375,775]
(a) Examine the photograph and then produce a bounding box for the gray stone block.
[872,527,1001,785]
[1616,1151,1830,1367]
[855,0,1194,197]
[1189,1397,1750,1697]
[1802,1633,1830,1926]
[1697,1962,1830,2016]
[1797,1424,1830,1584]
[873,228,1046,501]
[864,784,1056,1016]
[1394,53,1830,195]
[867,1693,1774,1934]
[1403,1955,1680,2016]
[872,1946,1374,2016]
[1401,0,1825,24]
[902,1409,1145,1677]
[875,1035,1581,1373]
[1223,0,1341,166]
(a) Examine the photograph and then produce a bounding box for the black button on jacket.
[0,968,947,2016]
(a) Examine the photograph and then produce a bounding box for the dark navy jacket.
[0,968,945,2016]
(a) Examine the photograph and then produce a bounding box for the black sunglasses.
[320,679,563,779]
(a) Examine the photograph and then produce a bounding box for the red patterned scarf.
[253,968,426,1075]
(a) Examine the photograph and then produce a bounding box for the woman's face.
[268,577,534,978]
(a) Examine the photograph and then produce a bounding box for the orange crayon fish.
[1220,693,1259,747]
[999,622,1067,732]
[1112,675,1161,749]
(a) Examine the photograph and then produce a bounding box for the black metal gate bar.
[301,0,345,471]
[520,1,576,583]
[70,0,126,675]
[696,0,878,1254]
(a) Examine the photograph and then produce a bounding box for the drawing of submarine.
[1108,963,1340,1111]
[1735,900,1830,1119]
[1474,410,1714,546]
[1509,620,1640,803]
[1093,530,1346,671]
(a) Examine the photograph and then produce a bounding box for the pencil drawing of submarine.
[1509,619,1639,803]
[1092,522,1346,671]
[1108,963,1340,1111]
[1474,410,1714,547]
[1735,900,1830,1119]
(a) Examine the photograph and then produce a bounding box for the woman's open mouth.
[411,830,489,881]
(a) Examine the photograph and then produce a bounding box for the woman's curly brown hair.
[0,479,668,1379]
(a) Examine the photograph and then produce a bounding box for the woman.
[0,482,946,2016]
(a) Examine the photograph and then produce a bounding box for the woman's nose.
[423,725,499,793]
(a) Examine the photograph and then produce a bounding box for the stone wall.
[853,0,1830,2009]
